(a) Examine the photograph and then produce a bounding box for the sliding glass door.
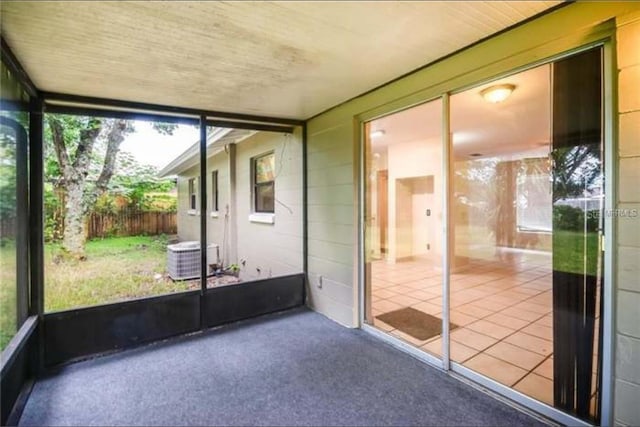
[363,46,604,424]
[449,47,604,423]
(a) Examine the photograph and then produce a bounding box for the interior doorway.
[364,98,445,358]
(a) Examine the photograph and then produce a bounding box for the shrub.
[553,205,599,232]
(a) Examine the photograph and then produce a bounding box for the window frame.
[516,172,553,233]
[252,152,275,214]
[211,170,219,212]
[188,177,197,211]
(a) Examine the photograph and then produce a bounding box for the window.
[253,152,275,213]
[211,170,219,212]
[516,172,552,232]
[188,178,196,210]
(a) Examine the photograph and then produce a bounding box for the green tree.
[109,152,176,211]
[551,143,602,203]
[45,115,175,259]
[0,131,17,222]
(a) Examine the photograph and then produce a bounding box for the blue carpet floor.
[19,308,545,426]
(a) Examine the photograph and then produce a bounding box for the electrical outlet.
[318,275,323,289]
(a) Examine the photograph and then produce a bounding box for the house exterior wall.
[176,130,303,281]
[306,2,639,424]
[235,130,303,281]
[614,10,640,427]
[206,151,230,255]
[176,170,199,241]
[175,151,230,253]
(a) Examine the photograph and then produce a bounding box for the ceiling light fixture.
[480,83,516,103]
[370,130,385,138]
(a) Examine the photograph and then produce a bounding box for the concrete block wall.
[614,12,640,427]
[306,123,357,327]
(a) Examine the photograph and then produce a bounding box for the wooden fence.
[86,211,177,239]
[0,216,16,239]
[1,210,176,240]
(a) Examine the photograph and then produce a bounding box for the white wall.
[387,139,442,263]
[411,176,436,258]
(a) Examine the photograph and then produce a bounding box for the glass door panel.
[449,47,603,423]
[364,99,445,358]
[551,47,603,422]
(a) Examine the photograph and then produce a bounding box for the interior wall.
[411,176,435,258]
[387,139,442,264]
[393,178,413,261]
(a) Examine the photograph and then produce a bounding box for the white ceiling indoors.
[0,1,559,120]
[368,63,551,161]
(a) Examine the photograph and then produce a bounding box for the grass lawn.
[1,235,195,351]
[553,230,601,277]
[44,235,194,312]
[0,240,17,351]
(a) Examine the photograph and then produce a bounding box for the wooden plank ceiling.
[1,1,559,119]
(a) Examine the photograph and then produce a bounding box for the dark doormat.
[376,307,458,341]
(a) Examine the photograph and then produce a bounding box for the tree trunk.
[62,182,87,260]
[48,116,104,259]
[47,117,135,260]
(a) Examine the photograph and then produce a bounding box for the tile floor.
[368,251,600,413]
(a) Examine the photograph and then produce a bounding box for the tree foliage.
[0,111,28,222]
[44,115,177,258]
[551,143,602,203]
[0,130,16,220]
